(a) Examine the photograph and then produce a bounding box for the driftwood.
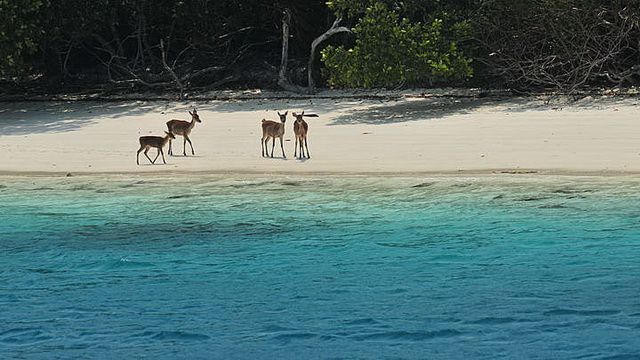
[605,64,640,85]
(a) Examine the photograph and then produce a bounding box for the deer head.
[189,109,202,123]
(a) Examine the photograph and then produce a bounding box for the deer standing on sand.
[137,131,176,165]
[292,111,310,159]
[166,109,202,156]
[261,111,287,158]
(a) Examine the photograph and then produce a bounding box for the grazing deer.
[166,109,202,156]
[137,131,176,165]
[292,111,310,159]
[261,111,287,158]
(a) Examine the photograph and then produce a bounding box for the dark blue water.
[1,175,639,359]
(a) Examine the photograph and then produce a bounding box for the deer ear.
[284,111,288,115]
[189,111,193,116]
[301,110,305,116]
[292,112,297,117]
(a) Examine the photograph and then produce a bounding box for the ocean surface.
[1,174,639,359]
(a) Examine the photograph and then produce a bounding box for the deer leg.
[271,138,276,158]
[136,145,145,165]
[185,135,195,155]
[304,137,310,158]
[262,138,266,157]
[159,148,167,164]
[262,137,270,157]
[280,137,286,158]
[294,136,298,158]
[168,139,173,156]
[151,148,160,164]
[143,148,154,164]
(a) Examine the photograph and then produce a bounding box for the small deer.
[137,131,176,165]
[292,111,310,159]
[166,109,202,156]
[261,111,287,158]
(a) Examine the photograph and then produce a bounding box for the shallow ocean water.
[1,175,639,359]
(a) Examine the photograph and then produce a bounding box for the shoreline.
[1,168,639,179]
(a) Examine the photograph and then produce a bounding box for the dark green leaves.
[321,1,472,88]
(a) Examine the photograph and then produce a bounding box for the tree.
[34,0,286,91]
[0,0,45,75]
[320,1,472,88]
[473,0,640,92]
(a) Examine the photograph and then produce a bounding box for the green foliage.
[3,0,636,92]
[321,1,472,88]
[0,0,46,75]
[325,0,372,18]
[326,0,477,23]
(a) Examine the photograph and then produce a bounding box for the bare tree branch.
[477,2,640,93]
[308,17,352,94]
[160,39,185,99]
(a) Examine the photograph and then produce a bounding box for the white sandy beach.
[0,91,638,175]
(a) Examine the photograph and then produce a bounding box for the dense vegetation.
[1,0,639,95]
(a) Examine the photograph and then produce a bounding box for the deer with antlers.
[166,109,202,156]
[292,111,311,159]
[136,131,176,165]
[261,111,287,158]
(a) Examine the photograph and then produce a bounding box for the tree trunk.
[308,18,352,94]
[277,9,305,93]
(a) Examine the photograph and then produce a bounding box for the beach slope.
[0,94,638,175]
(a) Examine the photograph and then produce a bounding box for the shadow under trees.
[473,0,640,94]
[3,0,640,96]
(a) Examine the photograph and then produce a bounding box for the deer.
[261,111,287,158]
[166,109,202,156]
[136,131,176,165]
[292,111,310,159]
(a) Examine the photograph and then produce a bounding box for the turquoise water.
[1,175,639,359]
